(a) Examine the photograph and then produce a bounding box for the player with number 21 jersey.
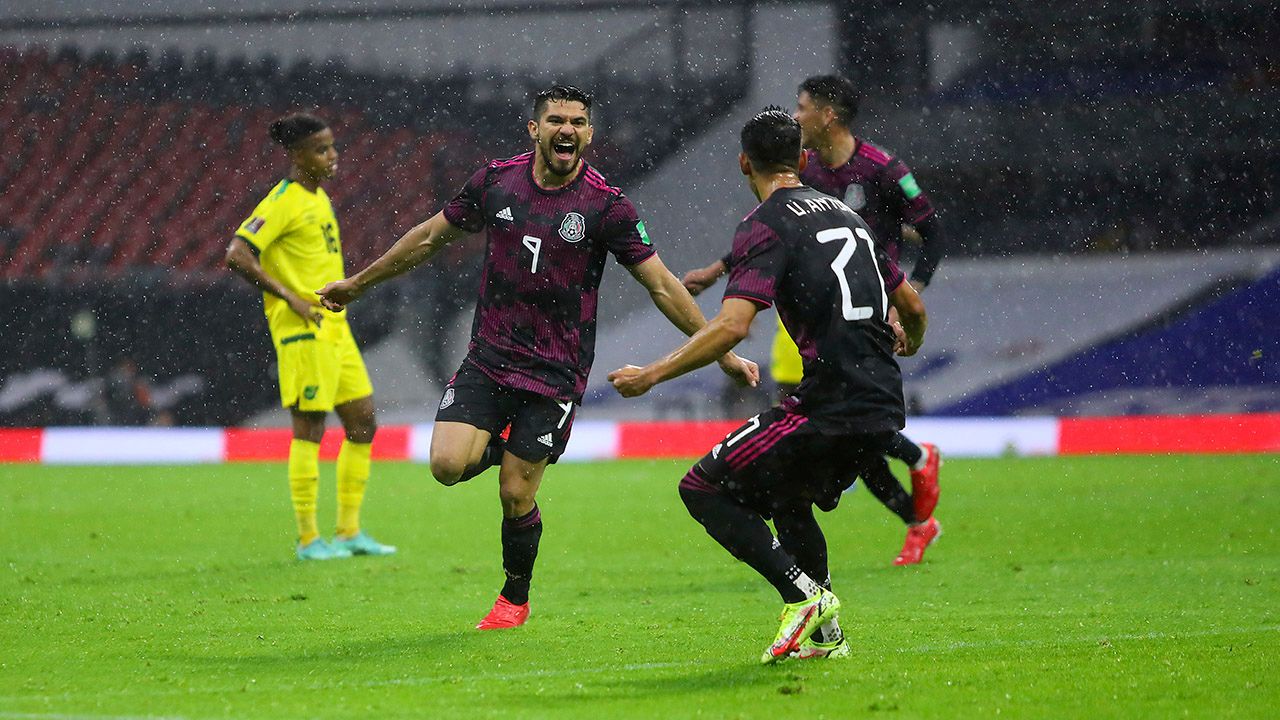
[724,187,905,432]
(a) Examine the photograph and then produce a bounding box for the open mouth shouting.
[551,136,577,165]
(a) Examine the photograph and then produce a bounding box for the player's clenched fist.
[608,365,653,398]
[717,354,760,388]
[315,278,363,311]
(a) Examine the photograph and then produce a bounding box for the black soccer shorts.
[686,406,894,517]
[435,361,576,464]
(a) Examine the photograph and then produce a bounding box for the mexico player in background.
[610,108,927,662]
[683,74,945,566]
[317,85,759,630]
[226,113,396,561]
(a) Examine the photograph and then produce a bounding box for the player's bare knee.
[290,408,326,443]
[345,419,376,444]
[499,489,535,518]
[430,457,465,486]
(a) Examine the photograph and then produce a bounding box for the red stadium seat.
[0,47,513,281]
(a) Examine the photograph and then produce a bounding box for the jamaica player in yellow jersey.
[225,113,395,561]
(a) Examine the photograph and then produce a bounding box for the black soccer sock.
[884,431,924,467]
[679,485,810,603]
[773,504,830,591]
[499,503,541,605]
[775,505,844,643]
[861,455,917,525]
[459,436,505,483]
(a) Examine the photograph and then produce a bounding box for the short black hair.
[269,113,327,148]
[798,75,860,126]
[741,106,802,172]
[532,84,593,120]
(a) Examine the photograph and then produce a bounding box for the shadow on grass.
[163,627,529,673]
[533,658,824,703]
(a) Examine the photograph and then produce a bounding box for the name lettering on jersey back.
[785,196,853,217]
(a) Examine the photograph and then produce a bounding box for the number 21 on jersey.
[816,226,888,322]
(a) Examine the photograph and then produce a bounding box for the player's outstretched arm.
[625,256,759,387]
[609,298,759,398]
[316,212,469,310]
[680,257,729,296]
[889,280,927,357]
[225,237,323,326]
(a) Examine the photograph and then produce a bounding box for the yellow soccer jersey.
[235,179,346,336]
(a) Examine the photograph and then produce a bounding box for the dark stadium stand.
[0,47,477,280]
[0,45,741,282]
[906,49,1280,257]
[0,43,746,426]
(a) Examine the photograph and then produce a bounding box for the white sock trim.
[792,570,822,599]
[911,445,930,471]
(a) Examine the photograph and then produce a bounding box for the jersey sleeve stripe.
[858,142,892,166]
[583,166,624,194]
[583,175,612,192]
[491,152,534,169]
[904,207,936,225]
[583,173,619,195]
[723,292,773,309]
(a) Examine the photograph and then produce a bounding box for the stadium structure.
[1,0,1274,451]
[1,2,1277,718]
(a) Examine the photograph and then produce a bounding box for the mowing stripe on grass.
[4,623,1274,711]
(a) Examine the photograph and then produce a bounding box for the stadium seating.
[0,44,747,426]
[0,46,737,281]
[862,44,1280,257]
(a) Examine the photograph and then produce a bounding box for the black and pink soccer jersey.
[725,186,907,432]
[443,152,655,402]
[800,140,934,266]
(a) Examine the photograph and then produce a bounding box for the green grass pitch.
[2,455,1277,719]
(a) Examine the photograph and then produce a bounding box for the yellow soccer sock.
[288,439,321,546]
[336,440,372,539]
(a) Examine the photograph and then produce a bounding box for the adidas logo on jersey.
[496,207,514,221]
[537,433,553,447]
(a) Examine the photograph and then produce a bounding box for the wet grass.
[1,454,1277,719]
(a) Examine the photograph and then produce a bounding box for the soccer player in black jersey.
[318,85,758,631]
[610,108,927,663]
[682,75,945,565]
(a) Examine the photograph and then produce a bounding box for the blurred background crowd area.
[0,0,1275,426]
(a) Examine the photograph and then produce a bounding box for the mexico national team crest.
[559,212,586,242]
[843,183,867,210]
[439,387,454,411]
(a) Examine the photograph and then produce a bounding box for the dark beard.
[539,140,578,177]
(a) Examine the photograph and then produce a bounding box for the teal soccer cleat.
[296,537,353,561]
[331,531,397,556]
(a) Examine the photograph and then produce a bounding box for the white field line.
[1,623,1275,718]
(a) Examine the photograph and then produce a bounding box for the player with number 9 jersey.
[443,150,654,403]
[313,84,759,632]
